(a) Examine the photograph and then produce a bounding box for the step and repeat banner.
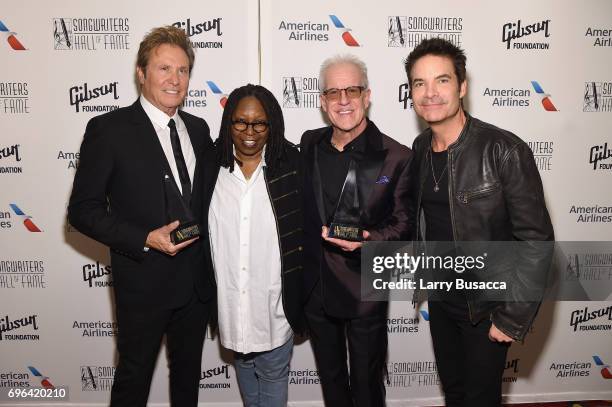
[1,0,611,405]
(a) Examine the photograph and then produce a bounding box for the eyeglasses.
[231,120,269,133]
[322,86,366,101]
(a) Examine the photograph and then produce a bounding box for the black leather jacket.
[412,115,554,340]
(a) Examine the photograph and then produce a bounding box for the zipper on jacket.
[447,149,459,243]
[447,147,476,323]
[457,184,499,204]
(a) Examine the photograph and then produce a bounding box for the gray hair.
[319,54,369,91]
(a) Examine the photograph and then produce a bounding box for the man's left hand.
[488,323,514,343]
[321,226,370,252]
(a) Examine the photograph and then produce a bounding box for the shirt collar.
[321,119,369,153]
[139,94,183,131]
[230,145,267,183]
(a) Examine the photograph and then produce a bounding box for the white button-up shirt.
[140,95,195,193]
[208,159,291,353]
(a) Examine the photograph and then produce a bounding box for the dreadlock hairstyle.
[216,84,287,174]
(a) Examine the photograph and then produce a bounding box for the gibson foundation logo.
[81,366,114,391]
[172,18,222,49]
[0,144,22,174]
[585,27,612,47]
[282,76,320,108]
[388,16,462,48]
[569,205,612,223]
[69,81,119,113]
[199,364,231,389]
[583,82,612,112]
[398,83,413,110]
[0,260,46,289]
[589,143,612,171]
[73,320,118,338]
[386,360,439,388]
[569,305,612,332]
[528,141,553,171]
[53,18,130,51]
[0,314,40,341]
[82,261,112,288]
[0,82,29,114]
[502,19,551,50]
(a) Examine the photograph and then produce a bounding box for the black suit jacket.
[68,100,215,310]
[301,120,414,318]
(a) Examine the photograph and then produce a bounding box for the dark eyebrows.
[411,73,452,85]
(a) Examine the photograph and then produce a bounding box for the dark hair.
[216,84,286,173]
[137,26,194,72]
[404,38,466,93]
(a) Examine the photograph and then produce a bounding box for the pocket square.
[376,175,391,184]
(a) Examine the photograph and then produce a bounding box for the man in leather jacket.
[404,38,554,406]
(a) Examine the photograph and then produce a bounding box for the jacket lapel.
[304,131,328,225]
[357,122,387,221]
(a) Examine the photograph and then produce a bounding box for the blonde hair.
[136,25,194,72]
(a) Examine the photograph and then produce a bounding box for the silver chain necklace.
[429,149,448,192]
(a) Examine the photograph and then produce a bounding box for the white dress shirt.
[208,159,292,353]
[139,95,195,193]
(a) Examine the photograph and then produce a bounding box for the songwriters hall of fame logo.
[583,82,612,112]
[387,16,463,48]
[282,77,320,108]
[53,17,129,51]
[565,253,612,282]
[81,366,114,391]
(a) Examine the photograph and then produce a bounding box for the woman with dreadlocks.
[202,84,304,407]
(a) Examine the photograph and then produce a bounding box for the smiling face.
[410,54,467,127]
[137,43,189,116]
[320,62,370,139]
[231,96,269,162]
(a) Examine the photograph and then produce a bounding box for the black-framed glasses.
[322,86,366,101]
[231,120,269,133]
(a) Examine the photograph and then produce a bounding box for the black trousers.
[429,300,509,407]
[305,286,388,407]
[110,294,210,407]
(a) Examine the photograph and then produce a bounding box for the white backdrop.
[1,0,611,405]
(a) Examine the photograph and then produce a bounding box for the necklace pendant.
[433,184,440,192]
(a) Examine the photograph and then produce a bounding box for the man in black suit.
[301,55,414,407]
[68,26,214,407]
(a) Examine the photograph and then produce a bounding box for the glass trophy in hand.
[327,160,363,241]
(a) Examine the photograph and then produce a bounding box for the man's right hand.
[145,220,198,256]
